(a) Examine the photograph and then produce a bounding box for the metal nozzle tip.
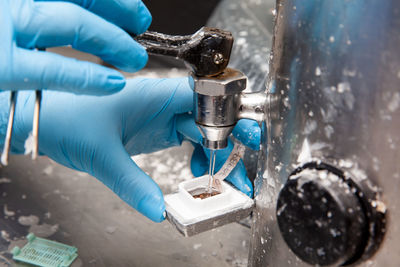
[203,139,228,150]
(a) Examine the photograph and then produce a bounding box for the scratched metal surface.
[249,1,400,266]
[0,0,276,265]
[0,143,250,267]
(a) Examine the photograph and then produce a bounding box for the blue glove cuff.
[0,92,11,152]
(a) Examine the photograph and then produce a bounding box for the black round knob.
[277,166,368,266]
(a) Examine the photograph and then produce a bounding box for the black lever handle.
[134,27,234,77]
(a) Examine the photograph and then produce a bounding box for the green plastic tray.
[12,233,77,267]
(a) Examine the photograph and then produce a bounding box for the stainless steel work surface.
[0,60,250,266]
[0,143,250,267]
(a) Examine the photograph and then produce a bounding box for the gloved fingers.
[170,78,194,114]
[35,0,152,35]
[190,143,208,177]
[190,141,253,197]
[0,1,13,44]
[119,77,193,115]
[225,160,253,197]
[96,142,165,223]
[5,48,125,94]
[15,2,147,72]
[175,110,258,197]
[232,119,261,151]
[176,113,202,144]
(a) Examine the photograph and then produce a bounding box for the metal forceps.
[1,48,44,166]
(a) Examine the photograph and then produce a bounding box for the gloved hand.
[0,0,151,95]
[10,78,261,222]
[177,117,260,197]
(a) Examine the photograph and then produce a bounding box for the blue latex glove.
[6,78,260,222]
[181,119,261,198]
[0,0,151,95]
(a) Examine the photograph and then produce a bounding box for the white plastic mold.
[165,175,254,237]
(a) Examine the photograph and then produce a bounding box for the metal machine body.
[136,27,267,150]
[137,3,399,264]
[190,68,247,149]
[248,0,400,266]
[190,68,266,149]
[136,26,270,234]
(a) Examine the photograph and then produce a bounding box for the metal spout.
[190,68,269,150]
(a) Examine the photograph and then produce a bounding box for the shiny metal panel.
[249,0,400,266]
